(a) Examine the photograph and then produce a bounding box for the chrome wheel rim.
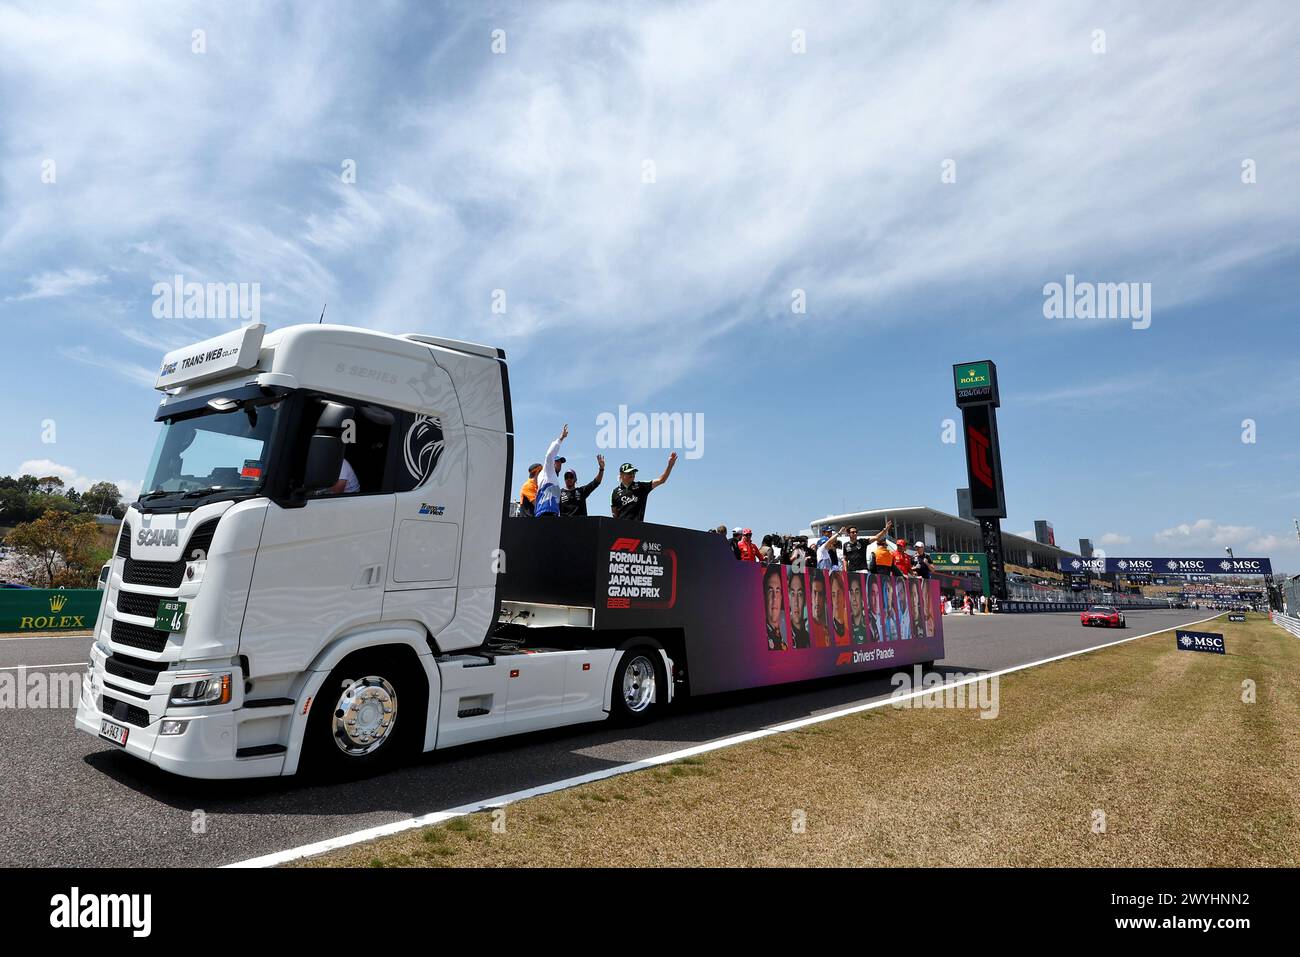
[331,675,398,756]
[622,655,656,713]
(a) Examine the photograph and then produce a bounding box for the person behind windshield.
[325,458,360,495]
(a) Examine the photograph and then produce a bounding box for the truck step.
[235,744,287,758]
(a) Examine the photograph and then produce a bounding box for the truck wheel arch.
[282,627,438,776]
[602,636,677,714]
[611,628,685,694]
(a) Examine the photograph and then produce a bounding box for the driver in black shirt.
[912,541,934,579]
[610,453,677,521]
[559,455,605,516]
[841,526,871,572]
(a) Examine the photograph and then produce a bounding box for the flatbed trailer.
[498,516,944,699]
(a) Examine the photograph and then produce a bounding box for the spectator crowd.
[712,519,933,579]
[512,426,983,615]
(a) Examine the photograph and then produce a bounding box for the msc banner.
[1176,629,1226,655]
[1059,557,1273,576]
[0,589,102,632]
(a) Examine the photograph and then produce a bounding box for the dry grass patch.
[298,614,1299,868]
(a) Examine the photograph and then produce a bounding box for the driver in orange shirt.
[518,463,542,517]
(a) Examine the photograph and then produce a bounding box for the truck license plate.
[155,599,186,633]
[99,719,129,747]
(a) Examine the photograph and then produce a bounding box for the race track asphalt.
[0,608,1216,867]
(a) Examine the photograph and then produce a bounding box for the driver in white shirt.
[327,458,361,494]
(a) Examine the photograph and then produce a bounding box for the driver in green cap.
[610,452,677,521]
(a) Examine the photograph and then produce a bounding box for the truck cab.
[76,323,650,779]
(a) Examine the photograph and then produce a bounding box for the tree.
[0,487,41,525]
[35,475,66,495]
[5,510,101,588]
[83,481,124,516]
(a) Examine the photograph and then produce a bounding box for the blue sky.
[1,0,1297,569]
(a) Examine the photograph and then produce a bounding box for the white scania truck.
[76,322,943,779]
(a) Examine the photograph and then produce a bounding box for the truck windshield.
[141,399,281,501]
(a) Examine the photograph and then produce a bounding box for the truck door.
[382,374,466,637]
[243,397,399,676]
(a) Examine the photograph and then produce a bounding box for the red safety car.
[1080,605,1125,628]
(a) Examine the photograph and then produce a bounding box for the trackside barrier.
[1001,600,1167,614]
[1270,611,1300,639]
[0,588,103,632]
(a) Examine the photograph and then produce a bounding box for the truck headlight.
[169,672,232,707]
[83,649,102,702]
[83,663,97,704]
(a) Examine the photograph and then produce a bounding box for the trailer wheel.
[304,651,418,778]
[610,646,664,724]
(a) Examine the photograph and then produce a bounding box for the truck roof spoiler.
[401,333,503,361]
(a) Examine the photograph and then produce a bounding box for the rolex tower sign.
[954,360,1008,602]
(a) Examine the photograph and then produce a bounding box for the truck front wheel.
[304,651,418,778]
[610,646,665,725]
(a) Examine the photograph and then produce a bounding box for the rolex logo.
[49,594,67,612]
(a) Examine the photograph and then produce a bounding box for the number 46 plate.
[155,599,186,633]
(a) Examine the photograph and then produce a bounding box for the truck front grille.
[117,518,219,586]
[110,618,170,653]
[183,519,218,560]
[114,590,161,620]
[104,652,167,686]
[121,558,185,589]
[101,694,150,728]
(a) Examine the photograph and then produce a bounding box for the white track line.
[0,633,92,641]
[0,662,84,672]
[226,612,1223,868]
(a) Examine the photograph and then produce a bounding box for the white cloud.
[1018,376,1166,408]
[57,345,156,386]
[15,458,137,505]
[18,459,80,486]
[0,1,1295,394]
[9,267,106,301]
[1098,532,1131,546]
[1154,519,1280,554]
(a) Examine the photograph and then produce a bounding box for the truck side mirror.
[302,401,354,492]
[316,401,354,431]
[303,434,344,491]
